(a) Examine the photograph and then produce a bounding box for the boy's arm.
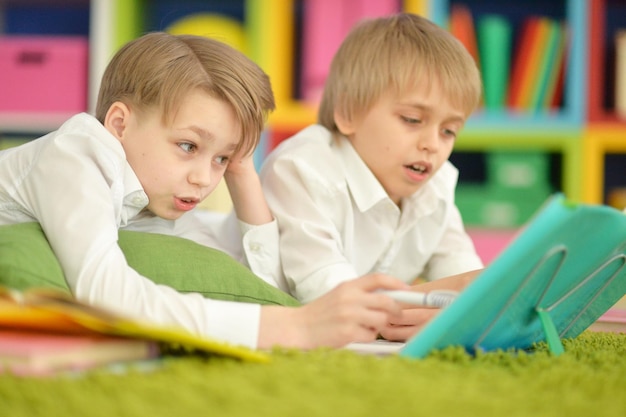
[412,268,483,292]
[378,268,483,342]
[421,204,484,279]
[223,152,272,226]
[258,274,409,349]
[221,153,287,290]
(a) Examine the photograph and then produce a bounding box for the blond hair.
[96,32,275,155]
[318,13,482,132]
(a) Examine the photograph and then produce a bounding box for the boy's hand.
[224,150,256,180]
[222,150,273,225]
[377,269,484,341]
[378,308,440,341]
[258,274,410,350]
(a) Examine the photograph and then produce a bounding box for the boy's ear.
[333,109,355,136]
[103,101,130,141]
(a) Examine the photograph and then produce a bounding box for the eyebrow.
[401,102,466,123]
[187,125,213,141]
[179,125,239,152]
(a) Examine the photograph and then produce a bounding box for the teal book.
[400,194,626,358]
[477,15,513,111]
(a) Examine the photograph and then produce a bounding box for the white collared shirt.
[260,124,484,303]
[0,113,277,348]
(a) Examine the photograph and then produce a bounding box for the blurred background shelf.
[0,0,624,224]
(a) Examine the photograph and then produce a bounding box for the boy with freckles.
[260,13,485,341]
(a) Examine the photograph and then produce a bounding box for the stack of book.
[449,6,568,113]
[507,16,568,112]
[0,287,267,377]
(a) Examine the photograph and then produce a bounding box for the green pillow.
[0,223,67,291]
[0,222,299,307]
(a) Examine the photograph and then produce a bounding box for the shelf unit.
[1,0,624,216]
[583,126,626,204]
[584,0,626,204]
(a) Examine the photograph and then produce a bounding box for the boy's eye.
[214,155,229,165]
[442,128,457,139]
[401,115,421,124]
[178,142,197,153]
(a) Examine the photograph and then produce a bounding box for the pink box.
[301,0,400,103]
[0,36,88,113]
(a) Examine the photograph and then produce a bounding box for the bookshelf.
[584,0,626,205]
[1,0,624,216]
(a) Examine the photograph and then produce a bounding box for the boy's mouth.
[174,197,199,212]
[405,163,429,174]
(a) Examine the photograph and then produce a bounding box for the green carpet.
[2,331,625,417]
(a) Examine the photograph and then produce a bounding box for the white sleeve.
[260,155,360,303]
[155,210,289,292]
[22,134,261,349]
[422,204,484,280]
[238,219,289,292]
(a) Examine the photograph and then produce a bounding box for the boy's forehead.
[389,84,466,119]
[166,91,243,144]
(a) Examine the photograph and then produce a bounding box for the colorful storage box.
[487,151,551,193]
[455,186,549,228]
[0,36,88,113]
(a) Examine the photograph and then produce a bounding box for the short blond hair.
[318,13,482,132]
[96,32,275,155]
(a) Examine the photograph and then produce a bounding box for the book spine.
[477,15,512,111]
[449,4,480,67]
[531,19,562,111]
[547,24,569,110]
[615,29,626,119]
[507,17,540,110]
[517,18,551,110]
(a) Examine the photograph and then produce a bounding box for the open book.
[350,195,626,358]
[0,286,268,376]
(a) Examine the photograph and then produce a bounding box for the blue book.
[400,194,626,358]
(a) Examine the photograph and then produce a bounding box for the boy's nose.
[417,128,439,152]
[188,166,212,188]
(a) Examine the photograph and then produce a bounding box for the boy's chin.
[147,207,185,221]
[387,187,425,204]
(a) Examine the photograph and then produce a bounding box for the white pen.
[379,290,459,308]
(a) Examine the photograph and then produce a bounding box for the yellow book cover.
[0,286,269,363]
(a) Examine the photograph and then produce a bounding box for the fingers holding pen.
[379,308,441,342]
[342,273,411,318]
[293,273,411,348]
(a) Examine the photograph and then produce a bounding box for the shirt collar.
[332,134,453,218]
[333,135,389,213]
[120,160,149,226]
[403,162,458,219]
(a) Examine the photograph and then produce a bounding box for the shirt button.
[249,242,261,253]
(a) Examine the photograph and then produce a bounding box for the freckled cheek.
[153,167,176,183]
